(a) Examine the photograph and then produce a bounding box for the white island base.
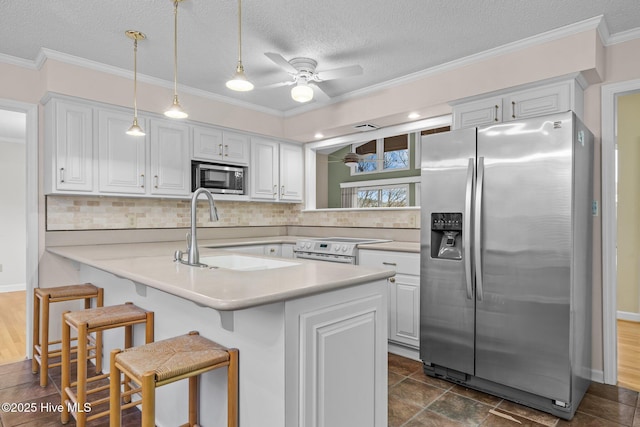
[79,264,388,427]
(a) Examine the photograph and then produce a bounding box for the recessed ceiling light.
[408,112,420,119]
[314,132,324,139]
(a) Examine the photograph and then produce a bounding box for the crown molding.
[605,27,640,45]
[0,52,38,70]
[33,48,285,117]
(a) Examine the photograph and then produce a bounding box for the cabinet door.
[98,110,146,194]
[192,125,223,161]
[53,101,94,191]
[222,131,250,165]
[250,138,279,200]
[150,120,191,196]
[389,274,420,348]
[503,83,570,121]
[279,143,303,201]
[453,96,502,129]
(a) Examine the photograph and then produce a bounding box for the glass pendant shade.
[126,118,146,136]
[226,62,254,91]
[291,81,314,103]
[164,95,188,119]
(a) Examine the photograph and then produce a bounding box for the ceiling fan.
[264,52,363,103]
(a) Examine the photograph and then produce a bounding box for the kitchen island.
[47,242,394,427]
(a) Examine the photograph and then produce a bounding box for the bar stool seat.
[62,302,154,426]
[110,331,238,427]
[32,283,103,387]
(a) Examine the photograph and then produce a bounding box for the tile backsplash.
[46,196,420,231]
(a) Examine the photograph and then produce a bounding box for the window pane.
[357,189,380,207]
[383,135,408,170]
[381,187,408,207]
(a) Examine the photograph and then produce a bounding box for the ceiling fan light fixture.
[291,81,314,103]
[343,152,360,167]
[226,61,254,91]
[125,30,146,136]
[165,0,188,119]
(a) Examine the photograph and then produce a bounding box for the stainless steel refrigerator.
[419,111,593,420]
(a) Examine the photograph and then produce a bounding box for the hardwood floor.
[0,291,26,365]
[618,319,640,392]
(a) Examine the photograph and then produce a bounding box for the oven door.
[293,251,356,265]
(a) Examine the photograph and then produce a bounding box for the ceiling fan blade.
[316,64,363,81]
[264,52,298,74]
[262,80,295,89]
[310,83,330,101]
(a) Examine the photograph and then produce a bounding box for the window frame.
[349,134,410,176]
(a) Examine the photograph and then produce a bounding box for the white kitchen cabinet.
[193,126,249,165]
[149,119,191,196]
[359,249,420,349]
[452,79,584,129]
[250,137,303,202]
[220,244,283,257]
[281,244,294,259]
[45,98,94,192]
[279,143,303,201]
[98,109,147,194]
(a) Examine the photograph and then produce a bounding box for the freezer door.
[475,112,573,402]
[420,127,476,375]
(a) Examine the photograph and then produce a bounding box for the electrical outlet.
[127,214,137,228]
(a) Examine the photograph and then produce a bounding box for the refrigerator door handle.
[475,156,484,301]
[464,158,474,300]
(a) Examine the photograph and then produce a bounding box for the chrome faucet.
[175,187,219,266]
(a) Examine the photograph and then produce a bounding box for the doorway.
[0,100,38,365]
[602,79,640,388]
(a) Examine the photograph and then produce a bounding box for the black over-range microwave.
[191,161,247,194]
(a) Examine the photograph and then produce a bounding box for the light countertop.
[47,240,396,311]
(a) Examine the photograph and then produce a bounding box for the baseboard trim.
[0,283,26,293]
[591,369,605,384]
[617,311,640,322]
[388,342,420,361]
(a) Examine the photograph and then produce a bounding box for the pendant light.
[165,0,188,119]
[225,0,254,91]
[125,30,146,136]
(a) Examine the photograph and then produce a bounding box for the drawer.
[359,250,420,276]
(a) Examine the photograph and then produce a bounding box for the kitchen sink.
[199,254,300,271]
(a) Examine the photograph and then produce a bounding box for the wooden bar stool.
[109,331,238,427]
[61,302,154,426]
[32,283,103,387]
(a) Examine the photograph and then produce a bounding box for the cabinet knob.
[389,277,396,283]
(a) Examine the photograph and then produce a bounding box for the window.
[352,134,409,174]
[357,184,409,208]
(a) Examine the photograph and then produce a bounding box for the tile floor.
[388,353,640,427]
[1,354,639,426]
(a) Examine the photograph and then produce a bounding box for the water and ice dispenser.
[430,213,463,260]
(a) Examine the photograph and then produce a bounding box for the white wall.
[0,137,26,291]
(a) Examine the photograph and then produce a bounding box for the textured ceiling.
[1,0,640,114]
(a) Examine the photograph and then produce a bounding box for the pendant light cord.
[173,0,179,97]
[237,0,243,64]
[133,38,139,118]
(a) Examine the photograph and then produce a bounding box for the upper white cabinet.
[193,126,249,165]
[149,120,191,196]
[45,98,94,192]
[452,79,584,129]
[251,138,303,202]
[98,109,147,194]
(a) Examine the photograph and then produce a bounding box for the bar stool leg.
[76,322,88,427]
[141,372,156,427]
[109,349,122,427]
[61,312,71,424]
[31,291,40,375]
[94,288,105,373]
[39,294,51,387]
[188,375,198,426]
[228,348,239,427]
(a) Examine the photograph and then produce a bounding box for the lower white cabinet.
[359,249,420,349]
